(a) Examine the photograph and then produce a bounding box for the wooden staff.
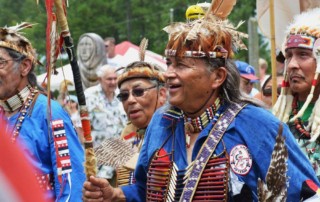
[269,0,278,106]
[53,0,97,179]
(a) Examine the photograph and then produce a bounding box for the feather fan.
[94,137,137,169]
[139,37,148,62]
[258,123,288,202]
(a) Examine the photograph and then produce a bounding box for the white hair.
[96,64,118,78]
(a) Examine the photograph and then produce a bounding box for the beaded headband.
[163,0,247,59]
[164,46,228,59]
[0,22,37,64]
[283,8,320,52]
[117,66,165,88]
[117,38,165,87]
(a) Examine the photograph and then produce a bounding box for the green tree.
[0,0,270,74]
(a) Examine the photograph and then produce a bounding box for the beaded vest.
[146,102,237,202]
[146,102,246,201]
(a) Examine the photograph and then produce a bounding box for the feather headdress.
[117,37,165,87]
[0,22,37,64]
[163,0,247,59]
[273,8,320,141]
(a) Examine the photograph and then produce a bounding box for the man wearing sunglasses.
[92,38,167,187]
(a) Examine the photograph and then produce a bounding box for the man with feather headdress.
[0,23,85,201]
[83,1,320,201]
[273,8,320,181]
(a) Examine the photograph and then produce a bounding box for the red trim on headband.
[286,35,315,50]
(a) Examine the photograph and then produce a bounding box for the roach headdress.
[0,22,37,64]
[163,0,247,60]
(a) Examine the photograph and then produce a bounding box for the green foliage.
[0,0,270,74]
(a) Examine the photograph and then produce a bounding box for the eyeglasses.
[262,86,281,97]
[0,59,16,69]
[117,85,157,102]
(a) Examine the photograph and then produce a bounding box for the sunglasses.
[117,85,157,102]
[262,86,281,97]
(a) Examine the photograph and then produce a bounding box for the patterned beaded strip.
[292,96,310,138]
[11,88,38,143]
[181,102,246,201]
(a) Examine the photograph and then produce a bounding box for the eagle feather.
[139,37,148,62]
[258,123,288,202]
[208,0,237,20]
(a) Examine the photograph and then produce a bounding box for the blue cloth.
[5,94,85,201]
[121,104,320,201]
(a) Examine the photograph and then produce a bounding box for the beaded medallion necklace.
[291,95,310,138]
[183,98,221,148]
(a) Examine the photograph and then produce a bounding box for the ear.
[157,87,167,106]
[210,67,227,89]
[20,59,32,77]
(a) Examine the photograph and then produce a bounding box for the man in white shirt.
[84,64,127,146]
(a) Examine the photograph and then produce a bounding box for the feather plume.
[208,0,237,20]
[7,22,34,32]
[185,21,202,41]
[163,22,188,35]
[0,22,35,45]
[139,37,148,62]
[258,123,288,202]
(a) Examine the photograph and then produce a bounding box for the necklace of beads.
[292,95,310,138]
[183,98,221,148]
[0,86,31,112]
[11,87,38,143]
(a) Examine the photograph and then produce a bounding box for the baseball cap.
[235,60,259,82]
